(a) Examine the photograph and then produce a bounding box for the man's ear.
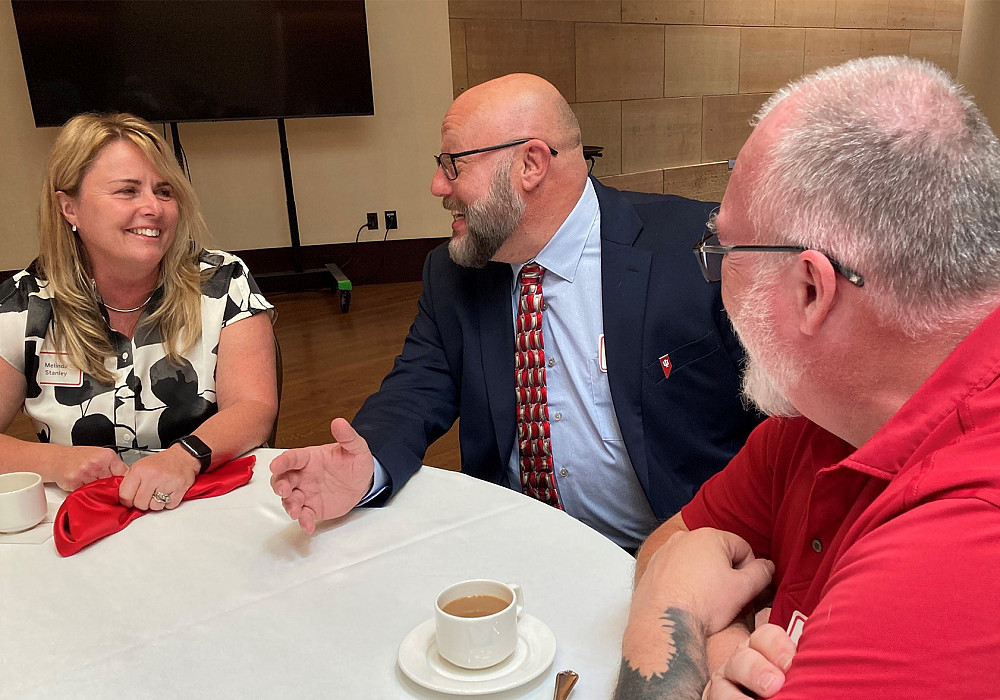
[54,191,77,229]
[518,139,554,192]
[793,250,839,336]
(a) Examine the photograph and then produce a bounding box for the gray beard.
[729,275,803,418]
[446,161,525,269]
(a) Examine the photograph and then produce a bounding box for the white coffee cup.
[0,472,48,534]
[434,579,524,669]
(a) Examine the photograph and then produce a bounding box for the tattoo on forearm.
[614,608,709,700]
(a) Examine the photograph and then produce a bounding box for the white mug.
[434,579,524,669]
[0,472,48,534]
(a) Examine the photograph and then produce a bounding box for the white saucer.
[398,614,556,695]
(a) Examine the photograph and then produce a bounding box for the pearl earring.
[71,225,77,233]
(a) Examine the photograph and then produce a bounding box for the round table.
[1,450,634,699]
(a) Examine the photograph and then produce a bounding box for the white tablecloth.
[1,450,634,699]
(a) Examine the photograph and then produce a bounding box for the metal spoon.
[553,669,579,700]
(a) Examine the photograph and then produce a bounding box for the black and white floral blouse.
[0,250,273,451]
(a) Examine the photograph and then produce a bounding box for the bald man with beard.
[269,74,761,551]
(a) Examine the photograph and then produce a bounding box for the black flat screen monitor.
[12,0,375,127]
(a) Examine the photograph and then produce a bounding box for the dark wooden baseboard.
[0,237,449,291]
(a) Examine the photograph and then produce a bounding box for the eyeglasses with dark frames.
[434,138,558,180]
[692,217,864,287]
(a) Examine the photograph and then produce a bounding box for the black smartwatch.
[173,435,212,474]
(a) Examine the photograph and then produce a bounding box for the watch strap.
[173,435,212,474]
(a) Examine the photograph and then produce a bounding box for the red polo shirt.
[683,306,1000,697]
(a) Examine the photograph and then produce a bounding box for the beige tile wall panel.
[774,0,836,27]
[836,0,890,28]
[950,30,961,73]
[934,0,965,29]
[804,28,862,74]
[704,0,775,26]
[887,0,937,28]
[908,29,957,73]
[572,101,624,176]
[466,21,577,100]
[576,23,665,101]
[451,20,469,97]
[860,29,911,55]
[448,0,521,19]
[523,0,622,22]
[599,169,665,194]
[702,92,770,161]
[664,26,740,97]
[739,28,805,93]
[622,0,705,24]
[662,161,731,202]
[621,97,702,172]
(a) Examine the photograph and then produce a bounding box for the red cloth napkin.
[54,455,255,557]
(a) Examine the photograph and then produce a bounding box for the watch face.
[182,436,211,459]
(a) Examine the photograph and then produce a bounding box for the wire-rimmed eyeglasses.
[692,231,865,287]
[434,138,558,180]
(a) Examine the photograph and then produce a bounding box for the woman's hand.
[119,445,200,511]
[53,446,129,491]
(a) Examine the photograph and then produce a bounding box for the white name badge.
[38,351,84,387]
[598,334,607,372]
[786,610,807,646]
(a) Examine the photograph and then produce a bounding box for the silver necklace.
[91,280,153,313]
[102,295,152,314]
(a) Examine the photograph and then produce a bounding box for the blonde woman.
[0,113,277,511]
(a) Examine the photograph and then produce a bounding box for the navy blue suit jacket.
[354,178,762,518]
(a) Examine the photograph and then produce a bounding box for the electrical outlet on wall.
[366,212,378,230]
[385,210,398,230]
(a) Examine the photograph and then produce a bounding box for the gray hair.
[750,56,1000,337]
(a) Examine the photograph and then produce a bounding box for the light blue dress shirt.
[506,179,657,549]
[367,180,657,548]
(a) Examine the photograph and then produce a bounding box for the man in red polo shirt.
[615,56,1000,699]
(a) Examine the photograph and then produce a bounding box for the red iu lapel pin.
[659,353,672,379]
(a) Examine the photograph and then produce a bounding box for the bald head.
[445,74,582,156]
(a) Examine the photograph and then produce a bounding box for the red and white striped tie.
[515,263,562,508]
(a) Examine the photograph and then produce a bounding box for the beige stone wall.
[449,0,965,201]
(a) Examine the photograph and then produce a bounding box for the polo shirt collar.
[844,303,1000,479]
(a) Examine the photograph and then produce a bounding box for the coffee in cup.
[0,472,48,534]
[434,579,523,669]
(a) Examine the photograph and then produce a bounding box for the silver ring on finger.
[152,490,171,504]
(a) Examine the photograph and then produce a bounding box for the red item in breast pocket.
[659,353,672,379]
[53,455,255,557]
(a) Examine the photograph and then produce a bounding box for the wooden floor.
[6,283,463,469]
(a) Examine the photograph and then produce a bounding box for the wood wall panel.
[739,27,805,93]
[664,26,740,97]
[888,0,937,28]
[774,0,836,27]
[573,101,624,176]
[622,0,705,24]
[804,28,862,74]
[600,169,665,193]
[450,20,468,97]
[448,0,521,19]
[934,0,965,28]
[704,0,775,25]
[622,97,702,171]
[576,23,666,101]
[465,20,577,99]
[909,29,959,73]
[702,92,770,161]
[860,29,911,55]
[522,0,622,22]
[836,0,890,28]
[662,161,731,202]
